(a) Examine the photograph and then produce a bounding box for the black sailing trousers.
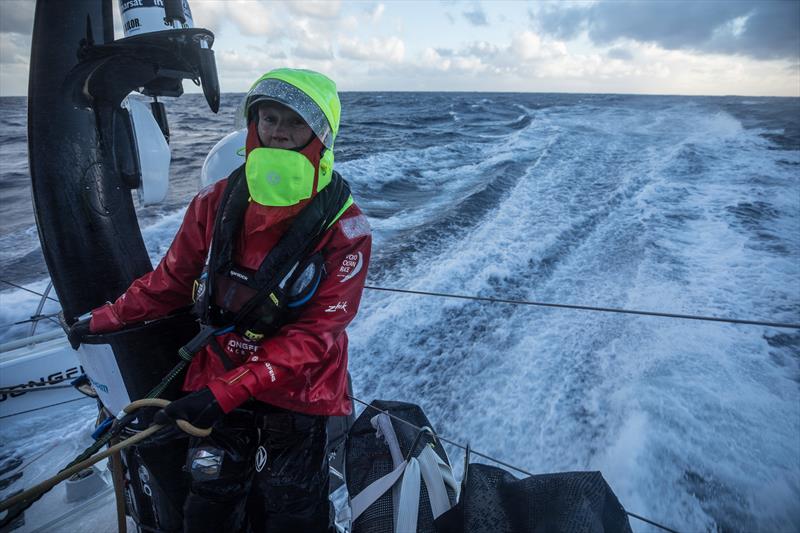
[182,402,330,533]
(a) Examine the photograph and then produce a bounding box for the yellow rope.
[0,398,211,513]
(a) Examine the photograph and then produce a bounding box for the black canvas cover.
[435,464,633,533]
[345,400,457,533]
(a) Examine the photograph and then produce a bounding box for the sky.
[1,0,799,97]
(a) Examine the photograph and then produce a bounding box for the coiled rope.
[0,399,210,518]
[0,342,201,528]
[349,394,681,533]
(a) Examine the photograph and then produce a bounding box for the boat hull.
[0,332,90,419]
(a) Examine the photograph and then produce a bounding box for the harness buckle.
[244,330,264,341]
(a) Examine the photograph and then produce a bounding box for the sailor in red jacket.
[73,69,370,532]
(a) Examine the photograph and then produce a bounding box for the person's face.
[256,102,314,149]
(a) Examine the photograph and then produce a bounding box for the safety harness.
[191,164,352,349]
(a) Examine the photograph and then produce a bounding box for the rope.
[0,399,211,517]
[349,394,682,533]
[109,438,127,533]
[0,354,195,526]
[0,279,59,303]
[364,285,800,330]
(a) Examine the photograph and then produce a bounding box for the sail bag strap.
[417,446,458,518]
[372,413,405,467]
[396,458,421,532]
[349,415,457,528]
[350,460,409,523]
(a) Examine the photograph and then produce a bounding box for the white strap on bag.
[350,460,409,523]
[349,414,457,531]
[372,413,405,467]
[395,458,421,532]
[417,446,458,519]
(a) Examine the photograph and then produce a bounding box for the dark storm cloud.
[534,1,800,60]
[463,7,489,26]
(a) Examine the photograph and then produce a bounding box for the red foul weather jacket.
[89,178,371,416]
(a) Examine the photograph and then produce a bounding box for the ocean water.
[1,92,799,532]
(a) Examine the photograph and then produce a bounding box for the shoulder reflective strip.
[279,262,300,289]
[339,214,371,240]
[287,274,322,308]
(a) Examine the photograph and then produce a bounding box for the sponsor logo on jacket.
[325,301,349,313]
[226,338,260,357]
[337,252,363,283]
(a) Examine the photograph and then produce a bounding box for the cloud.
[226,1,280,37]
[0,31,29,95]
[285,0,342,19]
[186,1,228,35]
[463,6,489,26]
[338,36,405,63]
[414,31,570,77]
[534,0,800,60]
[0,1,34,35]
[0,32,29,66]
[367,3,385,23]
[292,41,334,61]
[421,47,484,73]
[607,47,634,61]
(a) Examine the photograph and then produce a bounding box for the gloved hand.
[67,318,92,350]
[154,388,224,431]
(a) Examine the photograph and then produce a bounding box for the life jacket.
[192,164,352,342]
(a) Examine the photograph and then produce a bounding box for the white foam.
[348,101,800,531]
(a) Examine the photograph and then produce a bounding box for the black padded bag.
[435,464,633,533]
[345,400,457,533]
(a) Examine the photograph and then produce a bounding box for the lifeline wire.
[364,285,800,330]
[349,394,681,533]
[0,279,59,302]
[3,278,797,330]
[0,397,91,420]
